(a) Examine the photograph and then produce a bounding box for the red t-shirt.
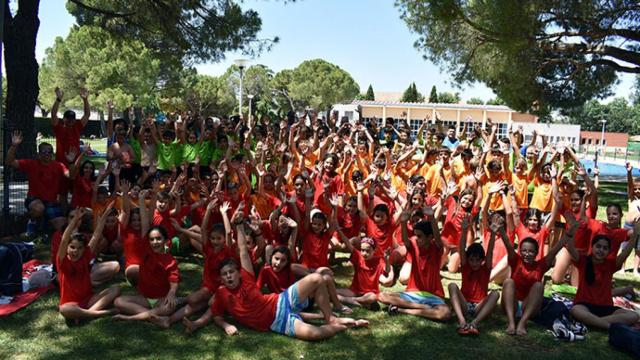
[313,172,344,214]
[153,206,190,240]
[461,263,490,303]
[482,229,515,268]
[257,265,295,294]
[53,121,84,163]
[405,238,444,297]
[589,221,628,261]
[570,212,594,252]
[508,254,548,301]
[441,198,479,247]
[71,176,93,208]
[349,250,386,295]
[211,269,279,332]
[573,255,616,306]
[18,159,68,202]
[300,230,331,269]
[57,248,93,306]
[202,243,238,292]
[137,250,180,299]
[515,223,551,261]
[366,217,396,256]
[336,207,363,240]
[121,223,149,268]
[102,224,119,246]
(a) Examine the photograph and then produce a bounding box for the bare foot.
[516,325,527,336]
[149,314,171,329]
[353,319,369,328]
[183,318,197,335]
[506,324,516,335]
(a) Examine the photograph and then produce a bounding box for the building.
[580,131,628,153]
[515,123,581,149]
[336,100,537,140]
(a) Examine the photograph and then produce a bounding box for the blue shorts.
[466,302,478,317]
[270,283,309,337]
[399,291,446,307]
[25,197,63,220]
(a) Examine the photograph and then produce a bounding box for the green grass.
[0,184,638,359]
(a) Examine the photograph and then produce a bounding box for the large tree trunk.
[3,0,41,159]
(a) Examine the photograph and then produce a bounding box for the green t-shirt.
[197,140,213,166]
[182,142,200,164]
[129,138,142,164]
[157,140,179,170]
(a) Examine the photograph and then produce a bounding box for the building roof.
[372,92,403,102]
[352,99,516,112]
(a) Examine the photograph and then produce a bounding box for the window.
[581,138,586,145]
[602,139,606,146]
[344,111,353,122]
[596,139,600,145]
[588,139,592,145]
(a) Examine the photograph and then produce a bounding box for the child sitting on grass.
[448,214,499,335]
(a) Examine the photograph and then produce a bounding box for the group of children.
[10,93,640,341]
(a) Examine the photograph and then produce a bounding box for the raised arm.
[236,223,254,275]
[89,201,115,254]
[424,205,443,249]
[458,214,472,266]
[617,219,640,269]
[139,189,150,237]
[79,88,90,127]
[545,214,578,268]
[57,208,86,262]
[6,131,23,168]
[50,87,63,128]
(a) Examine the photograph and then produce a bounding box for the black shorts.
[576,302,620,317]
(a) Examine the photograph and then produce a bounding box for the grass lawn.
[0,186,638,359]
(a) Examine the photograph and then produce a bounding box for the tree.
[183,74,236,116]
[632,75,640,106]
[396,1,640,115]
[437,91,460,104]
[38,26,160,114]
[222,64,274,113]
[401,82,423,102]
[429,85,438,103]
[365,84,375,100]
[562,98,640,135]
[3,0,280,156]
[486,97,506,106]
[271,69,295,111]
[287,59,360,115]
[466,97,484,105]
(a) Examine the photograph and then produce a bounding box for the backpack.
[609,323,640,358]
[0,242,34,296]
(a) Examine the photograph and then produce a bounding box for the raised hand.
[627,162,633,173]
[65,148,78,163]
[54,87,63,100]
[79,87,89,100]
[488,181,505,194]
[328,194,340,208]
[120,180,131,195]
[11,130,23,146]
[423,205,435,218]
[489,215,504,233]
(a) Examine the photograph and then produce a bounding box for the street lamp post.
[599,119,607,156]
[247,94,254,124]
[234,59,249,115]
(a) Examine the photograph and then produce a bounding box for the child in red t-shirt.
[449,215,499,336]
[334,233,391,310]
[440,188,481,273]
[257,216,299,294]
[501,213,578,336]
[119,185,152,284]
[567,231,640,330]
[112,225,181,329]
[378,206,451,322]
[185,224,368,339]
[57,206,120,322]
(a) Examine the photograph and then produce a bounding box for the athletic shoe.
[387,305,399,316]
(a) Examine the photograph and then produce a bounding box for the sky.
[33,0,636,103]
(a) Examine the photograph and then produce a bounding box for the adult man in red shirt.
[50,87,90,164]
[6,130,70,234]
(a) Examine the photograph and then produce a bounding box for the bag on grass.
[0,242,34,296]
[609,323,640,357]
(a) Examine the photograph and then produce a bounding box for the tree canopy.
[466,97,484,105]
[38,26,161,113]
[396,1,640,114]
[401,82,424,102]
[365,84,375,101]
[428,85,438,103]
[287,59,360,112]
[437,91,460,104]
[562,98,640,135]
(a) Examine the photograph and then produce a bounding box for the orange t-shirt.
[512,172,533,209]
[530,176,553,212]
[425,164,453,198]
